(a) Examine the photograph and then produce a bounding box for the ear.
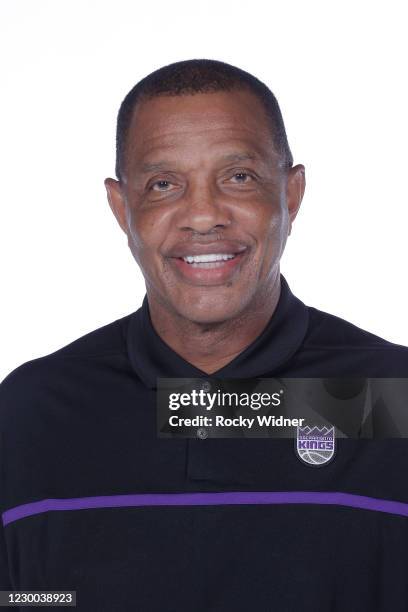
[286,164,306,235]
[104,177,129,235]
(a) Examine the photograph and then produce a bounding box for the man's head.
[105,59,305,325]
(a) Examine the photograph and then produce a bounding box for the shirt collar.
[127,274,309,389]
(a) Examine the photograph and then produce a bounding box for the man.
[1,59,408,611]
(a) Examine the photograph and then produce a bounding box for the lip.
[166,240,248,259]
[167,249,248,285]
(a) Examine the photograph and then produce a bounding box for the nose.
[176,178,232,233]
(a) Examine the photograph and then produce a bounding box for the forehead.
[125,90,279,167]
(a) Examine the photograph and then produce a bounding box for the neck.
[146,278,281,374]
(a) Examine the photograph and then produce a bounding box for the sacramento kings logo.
[295,425,336,467]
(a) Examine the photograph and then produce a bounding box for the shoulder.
[305,306,407,350]
[0,312,133,420]
[302,305,408,371]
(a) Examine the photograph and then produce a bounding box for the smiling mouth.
[179,253,238,268]
[168,249,248,285]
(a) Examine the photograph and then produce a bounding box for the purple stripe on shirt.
[3,490,408,526]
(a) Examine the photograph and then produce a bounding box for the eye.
[232,172,250,182]
[228,170,256,185]
[150,179,174,192]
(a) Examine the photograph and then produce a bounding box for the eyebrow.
[140,161,171,173]
[220,152,259,163]
[139,152,260,174]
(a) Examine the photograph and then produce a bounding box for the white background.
[1,0,407,379]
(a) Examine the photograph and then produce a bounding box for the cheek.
[127,208,171,267]
[243,200,287,255]
[267,213,287,247]
[263,188,288,241]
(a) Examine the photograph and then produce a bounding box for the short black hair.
[115,58,293,181]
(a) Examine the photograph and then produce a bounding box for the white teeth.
[182,253,236,263]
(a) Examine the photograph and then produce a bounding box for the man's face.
[105,90,305,324]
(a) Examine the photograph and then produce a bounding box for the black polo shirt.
[1,274,408,611]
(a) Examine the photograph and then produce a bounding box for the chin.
[174,295,245,325]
